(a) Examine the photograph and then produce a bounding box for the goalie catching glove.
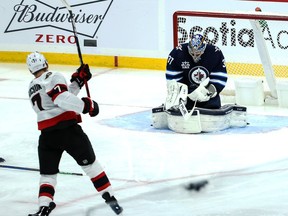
[71,64,92,88]
[81,97,99,117]
[188,78,217,102]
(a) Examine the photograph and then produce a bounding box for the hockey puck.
[255,7,262,12]
[0,157,5,163]
[185,180,209,191]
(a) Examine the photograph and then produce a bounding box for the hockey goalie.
[152,34,247,133]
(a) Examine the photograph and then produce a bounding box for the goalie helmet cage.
[172,10,288,99]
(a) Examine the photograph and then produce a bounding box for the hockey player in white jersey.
[27,52,123,216]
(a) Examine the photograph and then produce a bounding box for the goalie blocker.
[151,104,247,134]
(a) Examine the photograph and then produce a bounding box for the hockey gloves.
[165,80,188,110]
[82,97,99,117]
[188,78,217,102]
[71,64,92,88]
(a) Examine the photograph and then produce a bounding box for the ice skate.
[28,202,56,216]
[102,192,123,215]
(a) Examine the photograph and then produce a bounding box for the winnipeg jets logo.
[188,66,209,85]
[181,61,190,69]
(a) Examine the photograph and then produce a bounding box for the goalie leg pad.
[230,105,248,127]
[199,113,231,132]
[167,110,202,133]
[199,105,247,132]
[154,104,247,133]
[166,105,247,133]
[152,105,168,129]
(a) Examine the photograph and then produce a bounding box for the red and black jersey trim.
[47,84,68,101]
[38,111,82,130]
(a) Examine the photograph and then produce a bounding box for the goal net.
[173,10,288,99]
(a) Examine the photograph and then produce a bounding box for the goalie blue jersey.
[166,43,228,94]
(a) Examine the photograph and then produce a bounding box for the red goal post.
[173,10,288,97]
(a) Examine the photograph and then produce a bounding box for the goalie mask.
[188,34,207,63]
[27,51,48,74]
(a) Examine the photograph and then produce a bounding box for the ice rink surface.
[1,63,288,216]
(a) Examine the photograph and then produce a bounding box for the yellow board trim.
[0,51,167,70]
[0,51,287,77]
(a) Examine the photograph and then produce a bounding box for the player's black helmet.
[188,34,207,63]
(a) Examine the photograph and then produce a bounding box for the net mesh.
[174,11,288,78]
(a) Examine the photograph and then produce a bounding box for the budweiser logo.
[5,0,114,38]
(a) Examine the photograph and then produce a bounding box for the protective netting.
[173,11,288,78]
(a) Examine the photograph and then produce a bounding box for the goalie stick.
[179,99,198,121]
[179,81,216,121]
[60,0,91,97]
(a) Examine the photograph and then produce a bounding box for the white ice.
[1,63,288,216]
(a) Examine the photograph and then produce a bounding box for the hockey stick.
[60,0,91,97]
[180,80,217,120]
[0,164,83,176]
[179,99,197,120]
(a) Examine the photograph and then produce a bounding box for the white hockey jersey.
[28,71,85,130]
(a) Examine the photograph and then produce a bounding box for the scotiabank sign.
[177,17,288,50]
[4,0,114,45]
